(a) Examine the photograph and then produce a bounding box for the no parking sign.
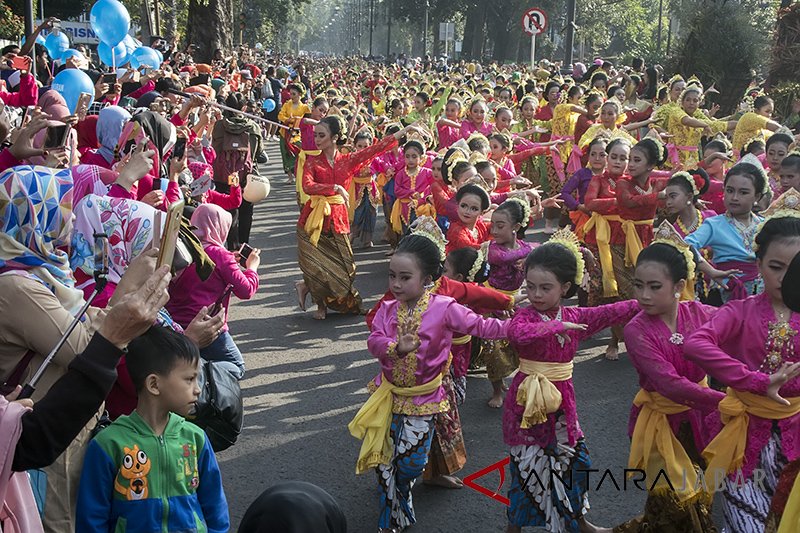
[521,8,548,67]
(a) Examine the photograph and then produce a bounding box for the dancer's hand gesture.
[396,322,420,356]
[767,362,800,405]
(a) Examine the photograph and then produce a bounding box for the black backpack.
[189,360,244,451]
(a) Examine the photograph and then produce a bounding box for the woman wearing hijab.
[0,165,141,532]
[238,481,347,533]
[166,204,260,379]
[80,105,131,169]
[29,90,80,168]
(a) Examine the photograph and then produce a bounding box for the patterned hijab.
[96,106,132,163]
[190,203,231,248]
[0,165,84,314]
[70,194,163,286]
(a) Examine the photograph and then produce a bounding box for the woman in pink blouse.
[167,204,260,379]
[684,214,800,532]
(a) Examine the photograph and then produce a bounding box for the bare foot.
[604,345,619,361]
[488,392,504,408]
[423,474,464,489]
[579,517,612,533]
[384,249,395,257]
[295,281,309,311]
[501,382,509,392]
[363,240,373,248]
[313,304,327,320]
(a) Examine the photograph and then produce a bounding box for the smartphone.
[43,124,69,149]
[102,72,117,85]
[238,243,253,268]
[10,56,30,71]
[152,178,163,192]
[93,233,109,280]
[173,137,187,160]
[156,200,185,270]
[74,92,92,121]
[189,73,210,87]
[210,285,234,316]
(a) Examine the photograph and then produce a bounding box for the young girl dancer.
[685,163,768,303]
[484,198,534,408]
[349,130,381,249]
[664,170,713,239]
[561,136,608,240]
[684,193,800,533]
[446,184,492,253]
[617,222,724,532]
[437,97,463,150]
[504,229,640,533]
[391,138,434,235]
[460,98,494,139]
[349,231,509,533]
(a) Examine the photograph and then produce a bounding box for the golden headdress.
[548,228,585,285]
[652,220,696,285]
[468,151,488,165]
[504,195,532,227]
[466,131,490,147]
[404,129,429,152]
[409,215,448,261]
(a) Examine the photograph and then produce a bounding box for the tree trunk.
[139,0,152,44]
[163,0,177,42]
[186,0,233,63]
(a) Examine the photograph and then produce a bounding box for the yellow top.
[732,112,771,154]
[278,101,310,143]
[652,102,680,130]
[552,103,581,163]
[667,110,727,168]
[578,124,637,150]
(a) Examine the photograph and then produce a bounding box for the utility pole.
[369,0,374,57]
[424,0,429,57]
[564,0,576,67]
[386,0,391,58]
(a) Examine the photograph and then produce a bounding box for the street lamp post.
[424,0,429,57]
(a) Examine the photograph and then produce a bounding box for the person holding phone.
[166,204,260,379]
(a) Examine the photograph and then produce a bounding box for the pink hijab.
[0,397,43,533]
[190,204,231,248]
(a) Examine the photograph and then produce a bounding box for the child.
[765,133,795,196]
[446,183,492,253]
[76,326,230,533]
[391,138,434,235]
[684,199,800,533]
[561,136,607,239]
[779,152,800,193]
[698,138,732,214]
[437,98,463,150]
[550,85,588,181]
[504,229,639,533]
[373,124,405,250]
[487,132,555,193]
[484,198,535,408]
[460,98,493,139]
[618,223,723,532]
[664,169,714,239]
[349,130,381,249]
[187,161,242,210]
[349,233,509,532]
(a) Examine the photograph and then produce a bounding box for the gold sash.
[620,218,654,267]
[304,195,346,247]
[348,372,444,474]
[516,360,573,428]
[702,388,800,491]
[583,213,652,296]
[628,378,708,501]
[295,150,321,206]
[452,334,472,346]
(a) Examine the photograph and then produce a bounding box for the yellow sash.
[452,334,472,345]
[295,150,321,206]
[779,472,800,533]
[628,378,708,501]
[390,198,411,233]
[484,281,519,297]
[620,218,654,267]
[583,213,618,297]
[703,388,800,488]
[415,203,436,220]
[348,372,444,474]
[516,360,573,428]
[347,175,374,221]
[304,195,346,247]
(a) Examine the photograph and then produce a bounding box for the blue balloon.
[98,41,130,67]
[129,47,161,70]
[60,49,84,63]
[122,34,138,52]
[153,48,164,65]
[52,69,96,114]
[20,33,46,47]
[90,0,131,47]
[44,32,69,62]
[262,99,276,112]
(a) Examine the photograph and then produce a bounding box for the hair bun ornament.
[548,228,585,285]
[409,215,448,261]
[505,194,532,227]
[652,220,696,283]
[405,129,429,152]
[468,242,489,282]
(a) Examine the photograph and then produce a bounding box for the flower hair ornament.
[409,215,448,261]
[465,131,490,147]
[468,242,489,282]
[505,195,532,227]
[753,188,800,252]
[652,220,696,285]
[548,228,585,285]
[671,170,704,197]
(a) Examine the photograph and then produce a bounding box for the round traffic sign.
[521,8,548,36]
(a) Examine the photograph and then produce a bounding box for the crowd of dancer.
[2,23,800,532]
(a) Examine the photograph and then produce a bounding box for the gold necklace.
[676,209,703,235]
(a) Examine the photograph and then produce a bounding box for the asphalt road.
[218,140,650,531]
